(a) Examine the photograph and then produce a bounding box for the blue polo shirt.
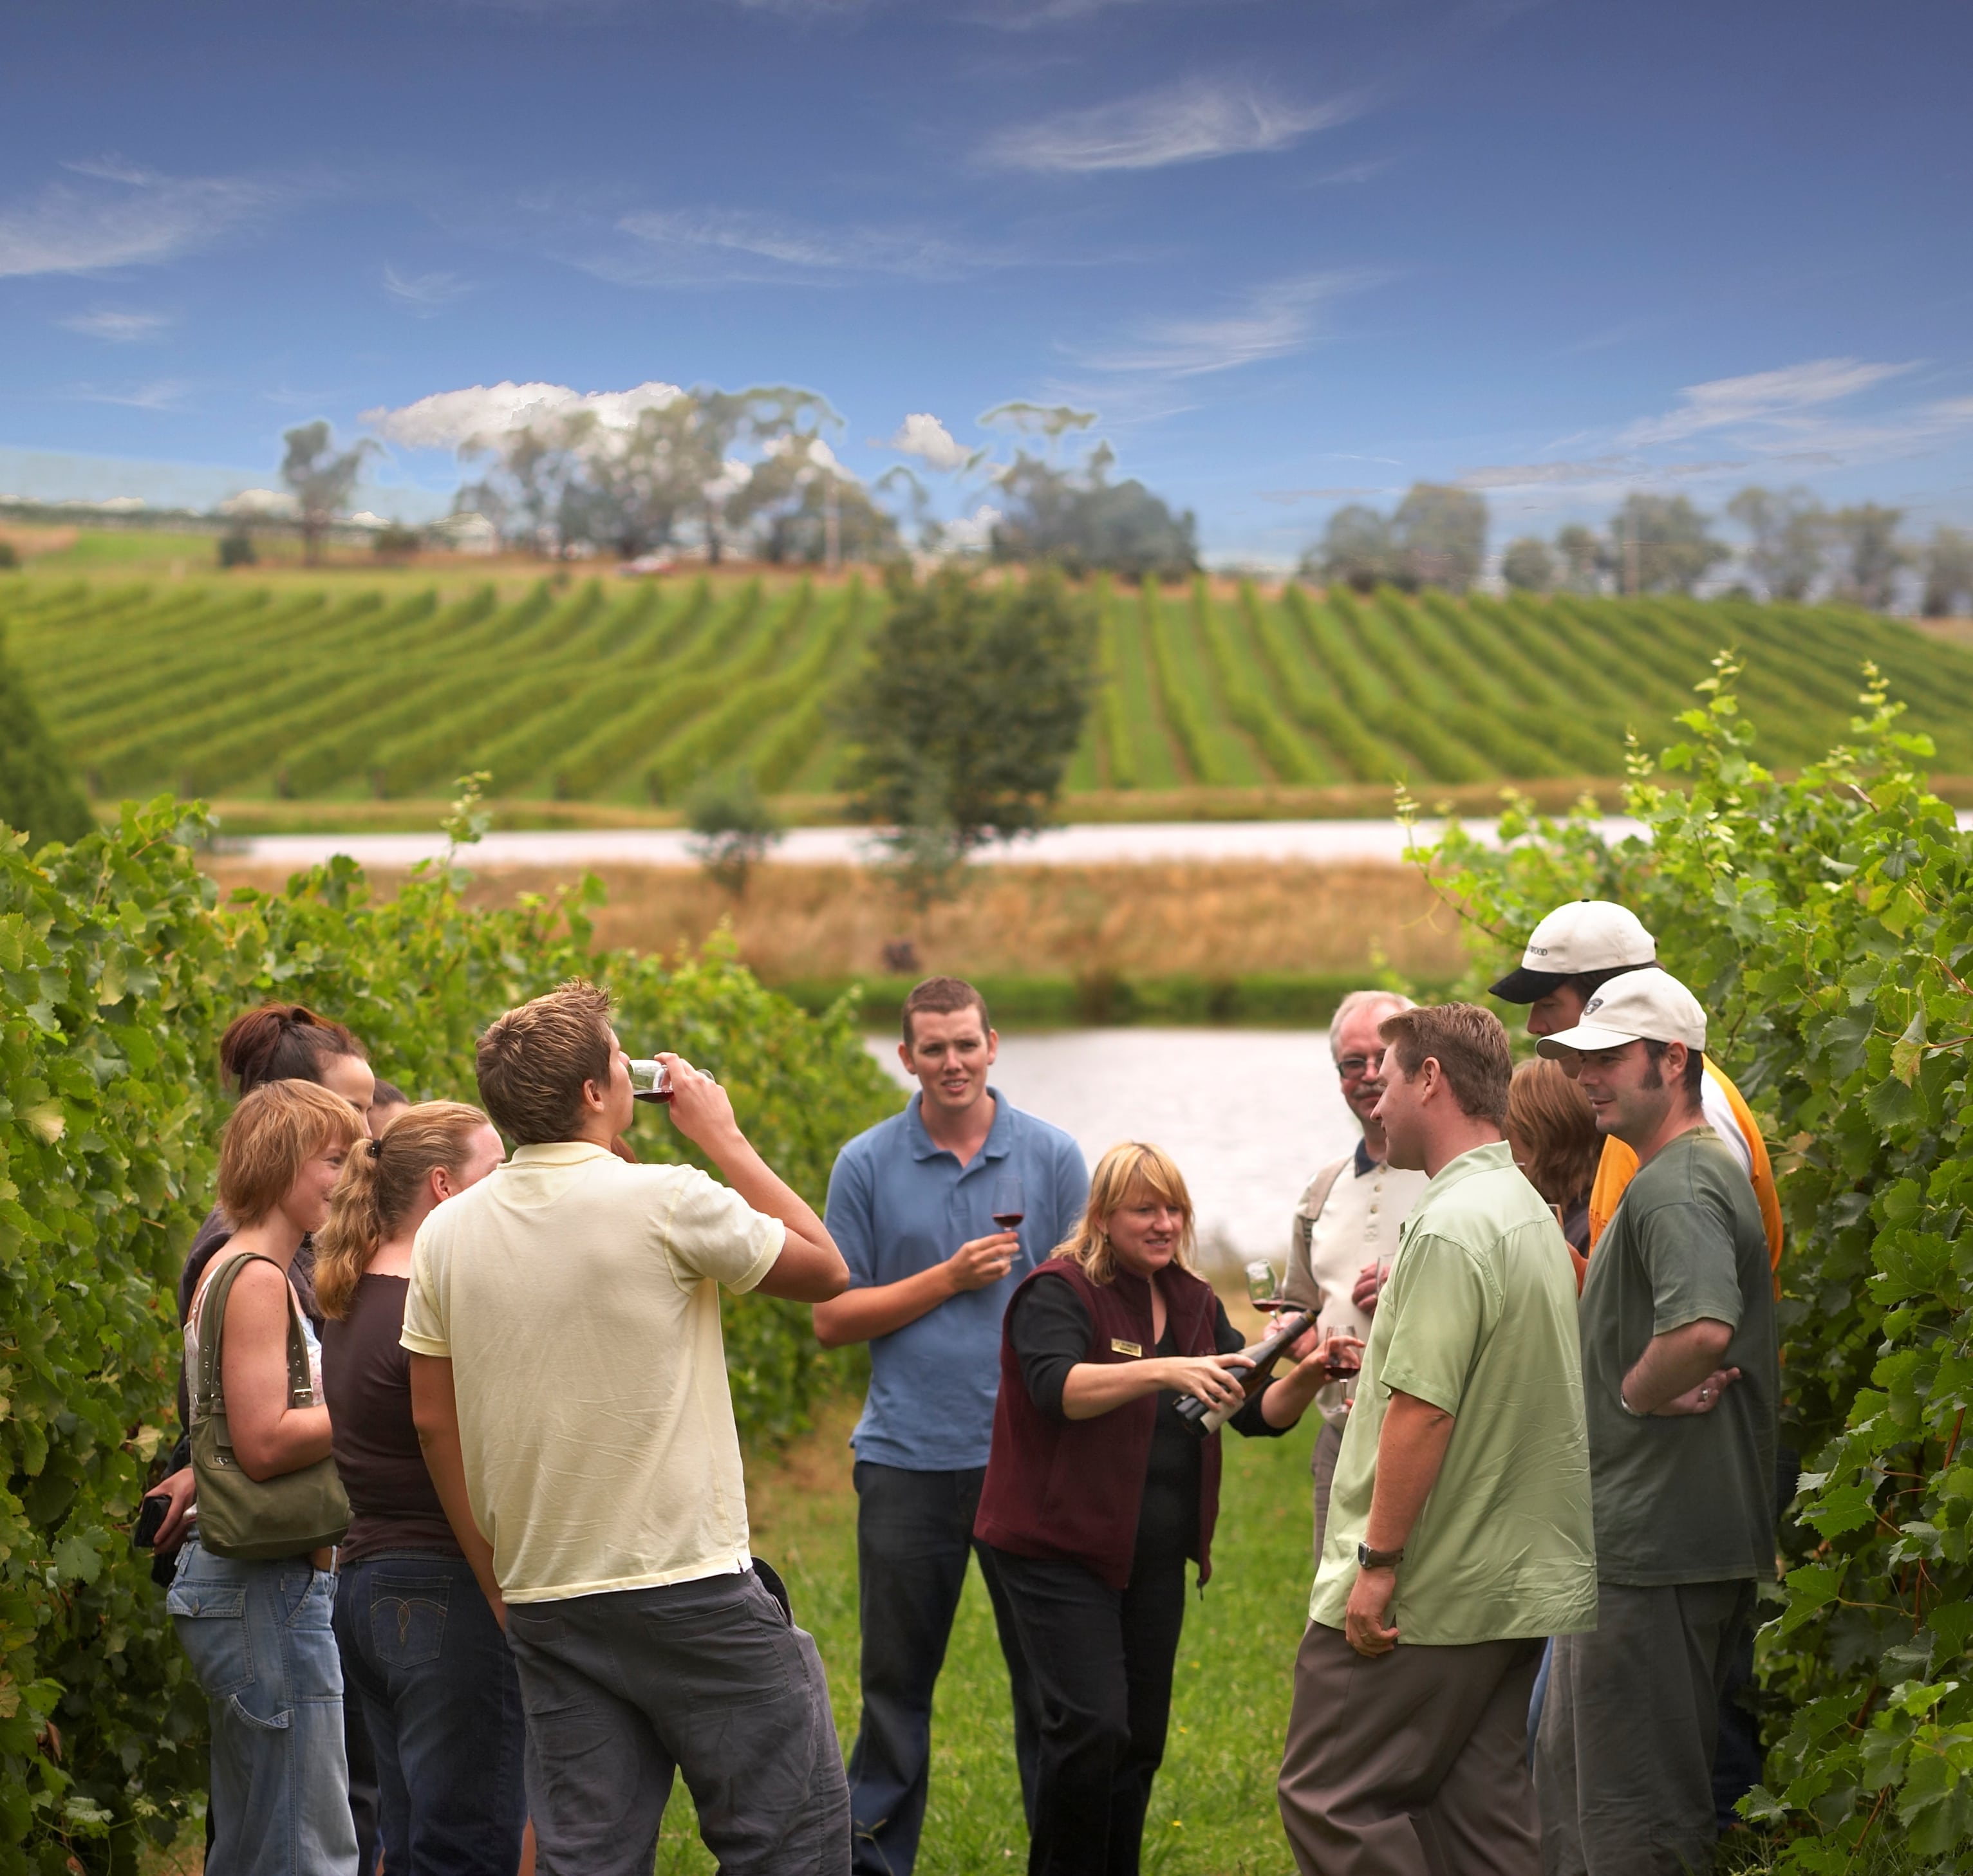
[825,1088,1089,1471]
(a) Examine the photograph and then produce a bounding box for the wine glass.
[990,1173,1025,1234]
[1244,1258,1280,1312]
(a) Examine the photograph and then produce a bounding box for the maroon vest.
[973,1255,1225,1591]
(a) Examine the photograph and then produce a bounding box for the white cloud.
[978,77,1363,173]
[886,413,978,472]
[59,308,172,342]
[0,162,277,278]
[1075,270,1381,377]
[220,488,299,519]
[1455,456,1744,494]
[940,503,1004,552]
[606,208,995,284]
[1620,357,1916,447]
[362,379,684,450]
[382,265,472,313]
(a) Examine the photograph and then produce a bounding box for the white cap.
[1489,900,1656,1001]
[1536,969,1707,1057]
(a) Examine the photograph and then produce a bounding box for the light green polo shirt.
[1310,1140,1597,1646]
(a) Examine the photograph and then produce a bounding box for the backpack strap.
[195,1252,313,1423]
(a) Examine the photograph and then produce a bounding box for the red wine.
[992,1212,1024,1230]
[1175,1307,1317,1435]
[633,1088,675,1104]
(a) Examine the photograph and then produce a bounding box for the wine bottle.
[1174,1307,1318,1436]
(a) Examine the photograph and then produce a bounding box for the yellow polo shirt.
[401,1141,783,1602]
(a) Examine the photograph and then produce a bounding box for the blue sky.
[4,0,1970,564]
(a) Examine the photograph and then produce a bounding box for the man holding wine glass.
[814,977,1089,1876]
[1278,1003,1595,1876]
[1282,990,1430,1553]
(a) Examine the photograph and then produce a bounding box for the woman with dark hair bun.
[220,1003,377,1118]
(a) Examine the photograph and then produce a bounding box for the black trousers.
[982,1545,1189,1876]
[846,1464,1041,1876]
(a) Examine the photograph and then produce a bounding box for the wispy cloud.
[598,207,1003,285]
[1620,357,1916,447]
[0,160,279,278]
[382,265,473,313]
[59,308,173,342]
[71,378,196,412]
[1072,270,1383,377]
[978,77,1365,174]
[1455,456,1744,493]
[363,379,684,450]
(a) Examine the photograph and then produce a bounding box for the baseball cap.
[1535,969,1707,1057]
[1488,900,1656,1003]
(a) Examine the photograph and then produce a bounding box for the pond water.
[865,1027,1363,1272]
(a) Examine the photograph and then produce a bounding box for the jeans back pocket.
[369,1575,451,1667]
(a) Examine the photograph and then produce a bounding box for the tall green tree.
[280,420,377,564]
[1606,494,1728,595]
[989,445,1197,580]
[838,569,1096,874]
[1501,536,1555,591]
[1921,523,1973,618]
[0,626,93,846]
[1392,483,1488,591]
[1306,504,1396,591]
[1828,503,1907,611]
[1726,485,1827,600]
[1554,523,1607,593]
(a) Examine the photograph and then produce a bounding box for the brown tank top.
[320,1274,462,1565]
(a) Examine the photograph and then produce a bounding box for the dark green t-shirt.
[1580,1129,1779,1585]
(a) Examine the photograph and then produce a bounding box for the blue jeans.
[332,1553,527,1876]
[169,1535,359,1876]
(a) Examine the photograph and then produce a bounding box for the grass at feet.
[655,1395,1325,1875]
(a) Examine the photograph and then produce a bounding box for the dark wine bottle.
[1174,1307,1318,1436]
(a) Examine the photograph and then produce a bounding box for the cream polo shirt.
[1284,1140,1430,1427]
[400,1140,784,1603]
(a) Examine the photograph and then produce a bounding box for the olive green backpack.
[191,1252,350,1560]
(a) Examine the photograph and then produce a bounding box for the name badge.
[1110,1339,1143,1357]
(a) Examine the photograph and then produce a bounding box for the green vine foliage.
[1406,656,1973,1870]
[1,795,899,1873]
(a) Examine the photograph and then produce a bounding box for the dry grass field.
[200,856,1467,988]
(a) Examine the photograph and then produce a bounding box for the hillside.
[5,568,1971,815]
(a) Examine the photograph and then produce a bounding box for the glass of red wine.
[990,1173,1024,1234]
[628,1058,673,1104]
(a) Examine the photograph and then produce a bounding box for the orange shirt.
[1587,1059,1783,1281]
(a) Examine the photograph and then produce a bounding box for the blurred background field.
[10,557,1973,823]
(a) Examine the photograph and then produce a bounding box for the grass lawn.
[655,1389,1323,1875]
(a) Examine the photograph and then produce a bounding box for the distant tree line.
[1303,481,1972,613]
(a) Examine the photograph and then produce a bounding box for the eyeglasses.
[1337,1052,1385,1079]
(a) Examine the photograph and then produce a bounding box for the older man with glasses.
[1281,990,1430,1553]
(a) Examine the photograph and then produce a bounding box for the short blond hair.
[476,980,613,1145]
[216,1081,366,1226]
[1054,1141,1196,1286]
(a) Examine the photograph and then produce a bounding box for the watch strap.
[1357,1539,1405,1569]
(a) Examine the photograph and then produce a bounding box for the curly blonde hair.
[1053,1141,1196,1286]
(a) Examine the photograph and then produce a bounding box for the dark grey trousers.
[505,1568,850,1876]
[1535,1578,1757,1876]
[1311,1417,1345,1561]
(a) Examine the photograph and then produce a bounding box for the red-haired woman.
[171,1081,368,1876]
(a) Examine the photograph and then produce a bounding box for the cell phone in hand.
[134,1492,171,1550]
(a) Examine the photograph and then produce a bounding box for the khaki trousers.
[1279,1620,1544,1876]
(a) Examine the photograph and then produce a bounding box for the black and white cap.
[1488,900,1656,1003]
[1535,969,1707,1057]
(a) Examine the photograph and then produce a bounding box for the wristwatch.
[1357,1541,1405,1570]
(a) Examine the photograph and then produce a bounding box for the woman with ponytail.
[317,1103,527,1876]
